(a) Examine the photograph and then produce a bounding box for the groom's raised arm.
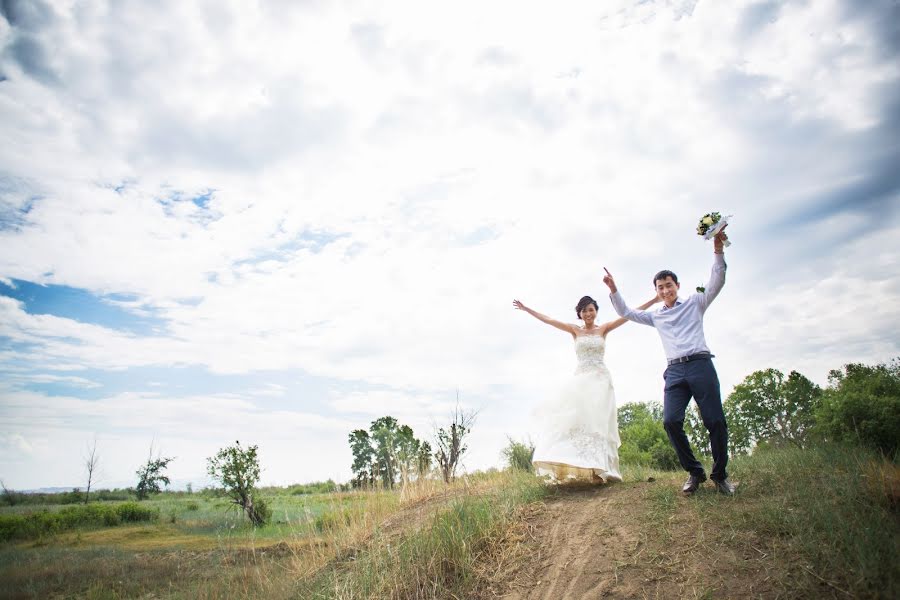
[603,268,654,326]
[698,230,728,310]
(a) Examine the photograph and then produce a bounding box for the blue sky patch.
[233,229,348,267]
[0,279,169,335]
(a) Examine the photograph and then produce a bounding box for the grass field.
[1,446,897,599]
[0,472,539,599]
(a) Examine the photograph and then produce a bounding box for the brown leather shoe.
[712,478,736,496]
[682,472,707,495]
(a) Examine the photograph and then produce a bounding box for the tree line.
[618,358,899,469]
[348,406,477,488]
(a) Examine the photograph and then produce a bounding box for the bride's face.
[580,304,597,324]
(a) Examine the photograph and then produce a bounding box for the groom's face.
[655,276,680,306]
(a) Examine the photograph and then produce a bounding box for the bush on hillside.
[501,437,535,472]
[618,403,679,470]
[815,359,900,457]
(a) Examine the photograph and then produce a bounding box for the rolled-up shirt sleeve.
[610,291,654,326]
[699,253,727,311]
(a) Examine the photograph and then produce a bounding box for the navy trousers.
[662,357,729,481]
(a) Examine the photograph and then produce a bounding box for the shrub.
[0,501,158,542]
[114,501,157,523]
[618,403,679,470]
[815,359,900,457]
[289,480,340,495]
[252,497,272,526]
[501,437,535,472]
[314,508,354,532]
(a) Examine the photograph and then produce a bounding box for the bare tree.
[434,400,477,483]
[84,437,100,504]
[1,479,21,506]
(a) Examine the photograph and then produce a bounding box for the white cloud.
[0,0,898,486]
[0,387,357,488]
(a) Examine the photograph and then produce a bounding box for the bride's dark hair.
[575,296,598,319]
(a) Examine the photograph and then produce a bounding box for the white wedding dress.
[533,334,622,483]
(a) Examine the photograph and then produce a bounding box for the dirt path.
[495,483,645,600]
[489,478,783,600]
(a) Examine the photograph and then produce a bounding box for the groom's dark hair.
[575,296,599,319]
[653,270,678,286]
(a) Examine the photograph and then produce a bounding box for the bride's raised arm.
[513,299,578,338]
[601,296,660,335]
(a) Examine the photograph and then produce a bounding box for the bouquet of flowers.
[696,212,731,247]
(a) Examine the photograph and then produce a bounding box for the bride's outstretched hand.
[512,299,528,311]
[602,267,617,293]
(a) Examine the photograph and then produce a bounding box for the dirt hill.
[486,479,795,600]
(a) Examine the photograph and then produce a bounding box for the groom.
[602,229,735,495]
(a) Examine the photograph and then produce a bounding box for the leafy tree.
[135,444,175,500]
[618,402,660,428]
[723,392,754,456]
[206,441,270,526]
[349,418,429,488]
[435,405,476,483]
[501,437,535,472]
[394,425,422,485]
[816,359,900,456]
[416,441,432,479]
[683,403,709,457]
[371,416,400,487]
[726,368,822,451]
[617,402,679,470]
[349,429,376,487]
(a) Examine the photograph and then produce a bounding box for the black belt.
[668,352,713,366]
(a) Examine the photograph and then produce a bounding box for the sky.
[1,0,898,490]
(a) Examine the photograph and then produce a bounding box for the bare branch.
[83,436,100,504]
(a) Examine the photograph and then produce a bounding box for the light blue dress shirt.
[610,254,726,361]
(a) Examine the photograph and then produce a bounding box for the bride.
[513,291,658,483]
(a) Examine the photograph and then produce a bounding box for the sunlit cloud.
[0,0,897,488]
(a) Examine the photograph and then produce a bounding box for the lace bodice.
[573,334,607,374]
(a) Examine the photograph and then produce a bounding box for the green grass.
[0,485,406,599]
[4,447,894,599]
[0,489,398,542]
[634,443,900,600]
[299,471,548,599]
[729,444,899,599]
[0,502,158,541]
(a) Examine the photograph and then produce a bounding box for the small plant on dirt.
[206,441,269,526]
